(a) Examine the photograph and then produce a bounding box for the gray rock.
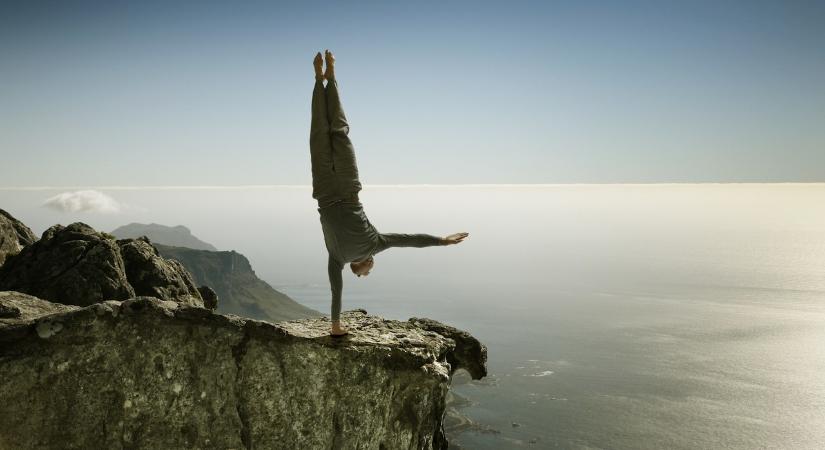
[197,285,218,310]
[0,291,80,326]
[0,303,19,318]
[0,208,37,266]
[0,294,487,450]
[0,222,205,308]
[117,236,204,307]
[0,223,135,305]
[408,317,488,380]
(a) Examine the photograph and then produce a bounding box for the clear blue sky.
[2,0,824,186]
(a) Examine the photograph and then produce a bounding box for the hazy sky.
[2,0,824,186]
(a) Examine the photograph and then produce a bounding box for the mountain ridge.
[153,243,322,322]
[111,222,217,251]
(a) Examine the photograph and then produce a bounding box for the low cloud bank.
[42,190,125,214]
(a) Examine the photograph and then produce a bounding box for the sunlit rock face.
[0,208,37,266]
[0,294,486,450]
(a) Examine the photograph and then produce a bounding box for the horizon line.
[1,182,824,191]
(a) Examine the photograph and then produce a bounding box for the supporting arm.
[328,253,344,323]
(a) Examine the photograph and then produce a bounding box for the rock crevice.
[231,324,254,450]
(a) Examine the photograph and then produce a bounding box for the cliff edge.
[0,291,487,449]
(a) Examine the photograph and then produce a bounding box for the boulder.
[0,222,205,308]
[0,208,37,266]
[117,236,203,307]
[0,223,135,306]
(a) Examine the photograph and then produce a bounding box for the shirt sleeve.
[328,253,344,322]
[378,233,443,249]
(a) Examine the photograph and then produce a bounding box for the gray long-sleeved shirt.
[318,200,443,319]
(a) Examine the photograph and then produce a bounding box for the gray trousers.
[310,77,362,208]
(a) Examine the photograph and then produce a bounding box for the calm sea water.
[2,184,824,449]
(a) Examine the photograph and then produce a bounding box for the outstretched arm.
[328,253,344,323]
[378,232,469,249]
[380,233,444,249]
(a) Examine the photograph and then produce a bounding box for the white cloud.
[42,190,126,214]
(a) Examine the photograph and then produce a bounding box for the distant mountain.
[152,243,322,323]
[111,223,217,251]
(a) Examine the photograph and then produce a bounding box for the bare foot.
[313,52,324,81]
[324,49,335,80]
[331,321,348,336]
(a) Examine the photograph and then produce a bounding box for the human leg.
[324,51,362,197]
[310,75,339,205]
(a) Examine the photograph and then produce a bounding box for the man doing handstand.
[310,49,469,337]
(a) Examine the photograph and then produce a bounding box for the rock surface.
[154,243,322,322]
[0,293,487,450]
[197,285,219,311]
[117,236,203,307]
[0,291,80,325]
[0,222,204,308]
[0,208,37,266]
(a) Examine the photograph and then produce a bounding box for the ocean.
[2,184,823,449]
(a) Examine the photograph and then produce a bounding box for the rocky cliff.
[0,292,486,449]
[153,243,322,323]
[0,210,487,449]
